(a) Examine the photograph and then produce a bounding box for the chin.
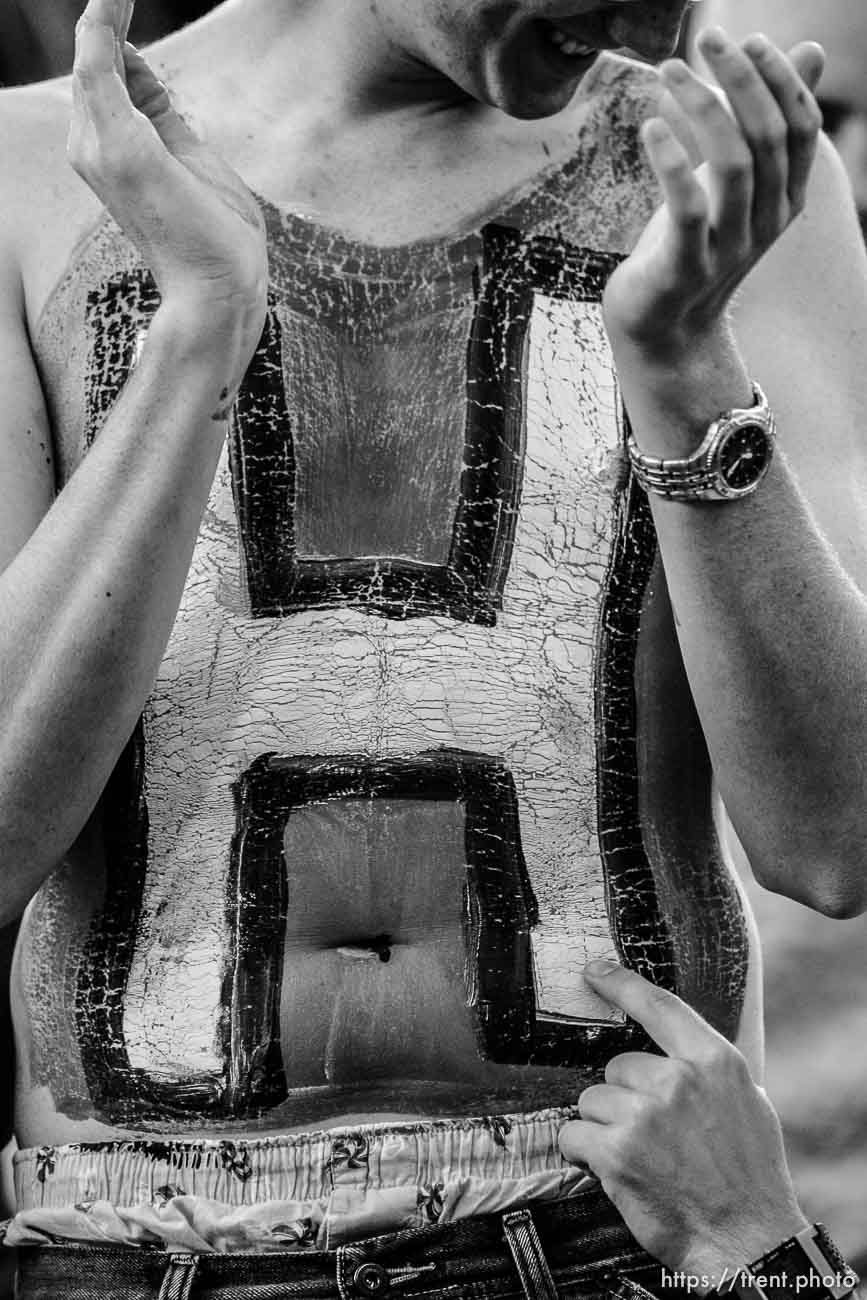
[484,68,587,121]
[496,86,580,119]
[479,42,597,120]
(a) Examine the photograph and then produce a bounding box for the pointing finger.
[583,961,726,1061]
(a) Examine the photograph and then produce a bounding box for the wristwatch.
[626,381,776,502]
[712,1223,859,1300]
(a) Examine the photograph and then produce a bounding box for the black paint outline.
[77,721,228,1119]
[229,282,527,625]
[230,749,539,1088]
[73,234,747,1124]
[82,271,160,450]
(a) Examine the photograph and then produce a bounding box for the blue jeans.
[13,1186,666,1300]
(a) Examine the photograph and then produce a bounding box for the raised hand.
[69,0,268,383]
[602,28,824,361]
[558,961,811,1289]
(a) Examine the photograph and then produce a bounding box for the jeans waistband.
[14,1187,664,1300]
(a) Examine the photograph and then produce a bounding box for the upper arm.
[0,132,56,1170]
[732,134,867,581]
[0,132,58,575]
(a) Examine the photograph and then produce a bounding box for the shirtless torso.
[3,15,757,1149]
[1,0,866,1213]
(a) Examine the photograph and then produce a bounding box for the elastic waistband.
[15,1107,583,1210]
[8,1108,595,1253]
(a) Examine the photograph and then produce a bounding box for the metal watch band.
[714,1223,859,1300]
[626,381,775,502]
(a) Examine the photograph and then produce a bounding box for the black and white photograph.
[0,0,866,1296]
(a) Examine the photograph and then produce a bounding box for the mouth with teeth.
[500,12,614,110]
[543,24,598,58]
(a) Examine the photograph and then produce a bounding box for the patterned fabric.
[4,1110,593,1253]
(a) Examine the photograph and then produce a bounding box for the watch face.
[717,422,771,492]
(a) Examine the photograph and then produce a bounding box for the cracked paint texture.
[18,55,750,1136]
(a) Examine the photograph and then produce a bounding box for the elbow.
[726,790,867,918]
[750,852,867,919]
[823,894,867,921]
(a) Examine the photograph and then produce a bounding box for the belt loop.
[158,1252,200,1300]
[337,1244,359,1300]
[502,1208,559,1300]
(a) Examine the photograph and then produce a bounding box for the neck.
[162,0,490,124]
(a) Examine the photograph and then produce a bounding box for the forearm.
[0,305,240,922]
[616,333,867,914]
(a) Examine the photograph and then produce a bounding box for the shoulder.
[0,77,74,227]
[0,76,103,329]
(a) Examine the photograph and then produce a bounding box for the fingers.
[70,0,185,236]
[70,0,195,202]
[742,36,823,212]
[557,1119,606,1175]
[72,0,131,129]
[120,0,135,47]
[70,0,156,200]
[641,116,709,287]
[659,27,823,257]
[578,1083,639,1126]
[657,86,701,162]
[696,29,788,245]
[787,41,824,96]
[659,56,752,257]
[123,44,197,153]
[73,0,169,138]
[604,1051,672,1091]
[122,47,263,233]
[122,44,168,119]
[74,15,263,246]
[583,960,724,1061]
